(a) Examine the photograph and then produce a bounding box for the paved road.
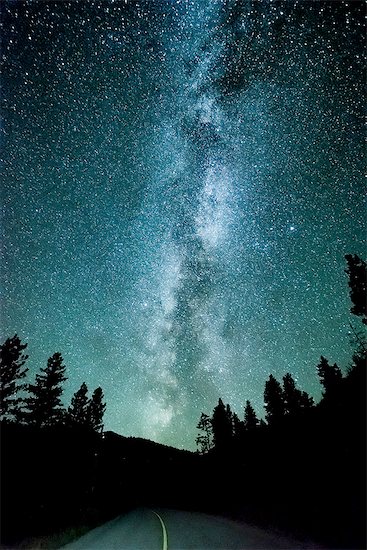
[62,508,323,549]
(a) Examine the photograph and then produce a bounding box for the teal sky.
[1,0,365,449]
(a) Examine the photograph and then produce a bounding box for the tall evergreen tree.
[26,352,67,427]
[232,411,244,438]
[282,373,299,415]
[88,387,106,433]
[196,412,213,454]
[317,356,343,399]
[299,390,314,409]
[68,382,89,427]
[212,398,233,451]
[244,399,259,430]
[264,374,285,426]
[0,335,28,421]
[345,254,367,324]
[282,373,314,415]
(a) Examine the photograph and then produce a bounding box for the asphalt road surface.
[62,508,324,549]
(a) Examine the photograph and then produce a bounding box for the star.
[1,0,365,450]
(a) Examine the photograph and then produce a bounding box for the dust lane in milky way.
[1,1,365,448]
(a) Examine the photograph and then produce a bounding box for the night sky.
[1,0,365,450]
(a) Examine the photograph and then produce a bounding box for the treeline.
[0,344,108,547]
[196,356,353,454]
[193,254,366,549]
[0,341,106,431]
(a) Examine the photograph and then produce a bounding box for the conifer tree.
[244,399,259,430]
[264,374,285,426]
[87,387,106,433]
[344,254,367,382]
[232,411,244,438]
[196,412,213,454]
[299,390,314,409]
[345,254,367,324]
[26,352,67,427]
[0,335,28,422]
[212,398,233,450]
[282,373,314,416]
[282,373,300,415]
[68,382,89,427]
[317,356,343,399]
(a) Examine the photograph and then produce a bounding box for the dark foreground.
[1,412,365,550]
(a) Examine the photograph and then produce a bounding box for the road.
[62,508,324,549]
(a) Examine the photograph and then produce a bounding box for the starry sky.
[1,0,365,450]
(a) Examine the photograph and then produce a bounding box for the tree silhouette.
[299,390,314,409]
[68,382,89,427]
[196,412,213,454]
[26,352,67,427]
[316,356,343,399]
[212,398,233,450]
[345,254,367,324]
[264,374,285,426]
[88,387,106,433]
[0,335,28,422]
[282,373,314,415]
[232,411,244,438]
[244,400,259,430]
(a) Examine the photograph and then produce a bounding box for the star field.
[1,0,365,449]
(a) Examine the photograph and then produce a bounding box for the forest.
[1,254,366,549]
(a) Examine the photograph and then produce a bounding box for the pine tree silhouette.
[345,254,367,324]
[196,412,213,453]
[232,411,244,438]
[88,387,106,433]
[26,352,67,427]
[0,335,28,422]
[212,398,233,451]
[244,400,259,430]
[282,373,314,415]
[316,356,343,400]
[68,382,89,427]
[264,374,285,426]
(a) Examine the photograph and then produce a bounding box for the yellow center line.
[152,510,168,550]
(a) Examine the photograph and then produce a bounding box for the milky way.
[1,0,365,449]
